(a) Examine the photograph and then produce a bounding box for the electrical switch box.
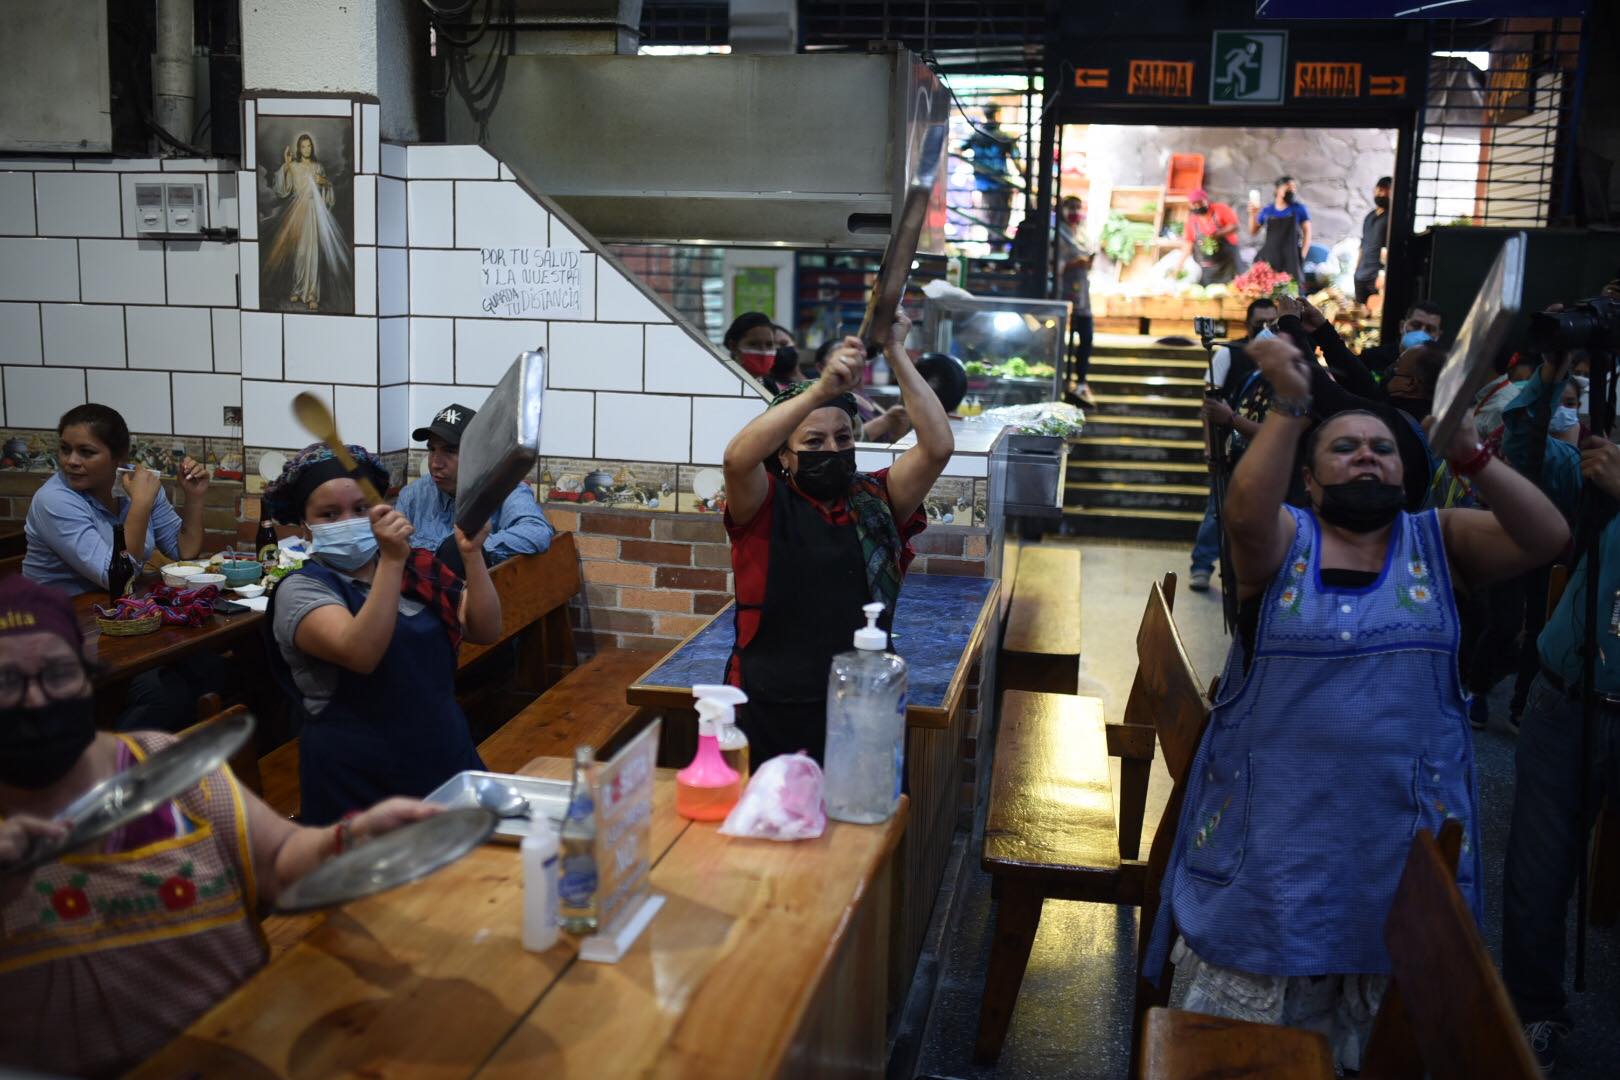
[134,183,166,233]
[165,182,205,233]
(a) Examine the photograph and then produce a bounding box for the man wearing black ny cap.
[395,402,553,572]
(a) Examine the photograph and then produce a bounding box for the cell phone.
[214,600,251,614]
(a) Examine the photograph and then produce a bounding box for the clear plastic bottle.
[824,602,908,824]
[558,746,598,934]
[521,820,559,952]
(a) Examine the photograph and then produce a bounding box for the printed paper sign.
[481,247,583,319]
[592,718,660,932]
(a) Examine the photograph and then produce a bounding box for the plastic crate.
[1166,153,1205,194]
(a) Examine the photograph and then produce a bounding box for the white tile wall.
[455,319,546,385]
[855,449,896,474]
[284,314,377,384]
[353,176,376,245]
[0,173,35,235]
[548,321,644,392]
[238,241,259,311]
[79,240,166,304]
[172,372,241,437]
[244,379,332,448]
[408,249,484,317]
[407,181,453,247]
[126,305,212,371]
[242,101,256,170]
[690,396,767,465]
[549,216,587,252]
[237,172,258,240]
[453,181,549,250]
[241,311,283,379]
[335,385,379,450]
[538,389,594,457]
[212,309,240,373]
[407,145,499,180]
[378,247,407,316]
[5,366,84,426]
[379,317,408,385]
[72,158,159,172]
[161,158,233,173]
[35,173,120,237]
[361,104,380,175]
[0,238,80,301]
[89,370,170,433]
[165,242,239,307]
[380,143,408,180]
[409,318,453,383]
[0,304,41,366]
[408,384,471,445]
[597,262,671,324]
[377,177,406,246]
[256,97,352,117]
[644,324,740,396]
[207,172,238,230]
[2,157,72,171]
[595,392,691,463]
[354,248,377,316]
[41,304,124,367]
[379,383,410,452]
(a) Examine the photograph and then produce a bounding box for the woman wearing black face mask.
[1142,335,1568,1070]
[0,575,442,1077]
[720,312,953,765]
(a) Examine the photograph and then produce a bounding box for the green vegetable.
[964,361,990,376]
[1100,211,1155,265]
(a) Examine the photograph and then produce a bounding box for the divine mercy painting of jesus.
[256,113,355,314]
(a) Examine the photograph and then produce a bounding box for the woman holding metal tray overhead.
[261,443,503,824]
[720,312,953,764]
[0,575,444,1077]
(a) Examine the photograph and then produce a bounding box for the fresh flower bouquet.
[1232,260,1299,300]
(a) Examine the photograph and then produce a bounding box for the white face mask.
[1550,405,1580,434]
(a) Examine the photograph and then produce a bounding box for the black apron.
[1256,206,1304,285]
[729,477,889,766]
[1195,240,1239,285]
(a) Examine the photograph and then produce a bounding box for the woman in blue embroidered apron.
[721,313,954,765]
[1146,336,1570,1070]
[261,444,503,824]
[0,575,441,1076]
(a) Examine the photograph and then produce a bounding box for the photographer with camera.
[1146,332,1567,1072]
[1501,284,1620,1073]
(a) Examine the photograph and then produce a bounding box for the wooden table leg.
[973,880,1044,1065]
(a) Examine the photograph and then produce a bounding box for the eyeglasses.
[0,661,89,708]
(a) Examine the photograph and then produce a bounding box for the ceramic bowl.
[190,573,227,590]
[161,564,205,588]
[218,559,263,587]
[232,583,265,599]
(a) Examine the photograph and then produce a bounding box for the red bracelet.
[332,810,361,854]
[1450,443,1492,477]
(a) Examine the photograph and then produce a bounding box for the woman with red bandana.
[0,576,440,1077]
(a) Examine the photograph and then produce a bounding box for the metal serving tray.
[455,350,545,537]
[424,770,571,844]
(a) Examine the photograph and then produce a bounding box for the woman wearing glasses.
[0,576,439,1077]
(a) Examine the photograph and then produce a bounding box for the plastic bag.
[718,752,827,841]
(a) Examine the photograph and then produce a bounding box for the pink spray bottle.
[676,684,746,821]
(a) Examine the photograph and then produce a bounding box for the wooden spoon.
[291,392,384,504]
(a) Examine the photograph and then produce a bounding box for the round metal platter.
[271,807,497,914]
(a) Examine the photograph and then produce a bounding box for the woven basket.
[97,613,163,637]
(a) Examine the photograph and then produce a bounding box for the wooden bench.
[999,544,1082,695]
[256,532,660,818]
[975,574,1196,1065]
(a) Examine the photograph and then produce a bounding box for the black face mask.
[1317,480,1404,533]
[1281,189,1297,204]
[790,448,857,501]
[1192,204,1210,215]
[0,697,96,789]
[1374,194,1390,210]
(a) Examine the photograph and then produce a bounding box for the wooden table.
[625,572,1001,1021]
[73,592,266,687]
[134,757,907,1079]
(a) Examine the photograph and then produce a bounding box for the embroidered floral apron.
[1147,505,1483,979]
[0,733,265,1077]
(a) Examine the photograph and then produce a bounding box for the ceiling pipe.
[153,0,195,153]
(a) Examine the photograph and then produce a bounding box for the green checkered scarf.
[767,382,903,608]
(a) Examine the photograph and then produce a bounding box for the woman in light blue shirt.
[23,404,210,596]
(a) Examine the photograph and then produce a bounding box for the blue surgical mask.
[1550,405,1580,433]
[1252,327,1277,342]
[308,516,379,572]
[1400,329,1434,351]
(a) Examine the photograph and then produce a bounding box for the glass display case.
[921,295,1071,410]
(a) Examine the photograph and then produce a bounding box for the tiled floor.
[913,539,1620,1079]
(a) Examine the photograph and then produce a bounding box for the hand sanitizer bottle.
[677,685,745,821]
[825,602,908,824]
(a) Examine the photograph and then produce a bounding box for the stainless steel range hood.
[445,49,949,251]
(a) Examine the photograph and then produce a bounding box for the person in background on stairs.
[0,574,443,1078]
[1189,298,1279,593]
[1057,196,1098,409]
[1146,334,1569,1073]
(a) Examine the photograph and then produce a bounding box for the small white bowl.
[190,573,227,589]
[161,564,205,588]
[232,583,265,599]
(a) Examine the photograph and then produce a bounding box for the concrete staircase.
[1063,336,1210,540]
